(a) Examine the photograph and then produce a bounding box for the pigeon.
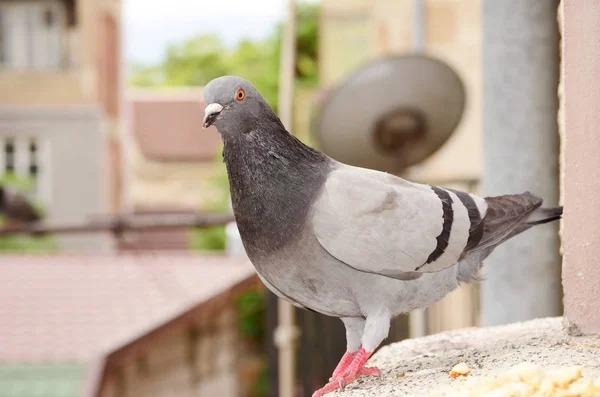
[0,185,41,224]
[202,76,563,396]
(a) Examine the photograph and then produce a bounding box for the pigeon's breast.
[248,225,364,317]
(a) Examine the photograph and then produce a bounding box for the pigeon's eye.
[236,89,245,101]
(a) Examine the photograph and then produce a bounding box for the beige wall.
[126,142,224,211]
[561,0,600,335]
[414,0,481,183]
[320,0,482,183]
[0,71,94,105]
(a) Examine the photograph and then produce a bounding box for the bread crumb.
[450,363,472,378]
[548,366,583,389]
[562,379,596,397]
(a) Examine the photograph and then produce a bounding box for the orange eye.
[236,88,245,101]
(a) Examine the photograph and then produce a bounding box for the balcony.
[0,0,93,105]
[0,70,93,105]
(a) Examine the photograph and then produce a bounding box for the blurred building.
[117,88,226,251]
[0,0,122,251]
[123,88,223,213]
[0,253,262,397]
[319,0,481,184]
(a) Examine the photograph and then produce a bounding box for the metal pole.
[408,0,428,338]
[411,0,425,53]
[275,1,299,397]
[481,0,562,325]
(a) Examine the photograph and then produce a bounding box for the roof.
[0,253,255,362]
[128,90,223,163]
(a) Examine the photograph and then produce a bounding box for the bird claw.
[313,366,381,396]
[314,348,380,396]
[311,379,342,397]
[361,366,382,378]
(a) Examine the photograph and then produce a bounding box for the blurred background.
[0,0,563,396]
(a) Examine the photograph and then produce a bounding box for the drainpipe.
[275,1,300,397]
[481,0,561,325]
[408,0,428,339]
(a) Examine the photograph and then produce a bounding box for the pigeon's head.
[202,76,277,137]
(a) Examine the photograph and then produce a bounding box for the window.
[4,138,14,173]
[0,136,49,203]
[0,1,65,69]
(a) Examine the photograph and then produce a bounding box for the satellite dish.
[313,54,466,173]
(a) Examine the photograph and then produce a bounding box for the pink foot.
[313,348,379,397]
[312,379,343,397]
[360,366,381,377]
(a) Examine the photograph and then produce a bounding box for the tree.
[295,1,319,85]
[128,63,163,86]
[128,1,321,112]
[163,34,231,86]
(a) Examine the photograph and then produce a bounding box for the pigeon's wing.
[312,165,488,279]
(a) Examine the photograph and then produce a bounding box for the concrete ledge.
[338,317,600,396]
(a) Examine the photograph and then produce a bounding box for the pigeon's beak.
[203,103,224,129]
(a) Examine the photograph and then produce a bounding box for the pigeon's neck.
[222,126,331,257]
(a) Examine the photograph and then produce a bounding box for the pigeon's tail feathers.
[465,192,543,255]
[461,192,561,258]
[523,206,563,226]
[501,205,563,241]
[457,193,561,283]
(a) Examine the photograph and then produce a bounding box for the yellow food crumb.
[508,362,543,389]
[548,366,583,389]
[560,379,596,397]
[437,362,598,397]
[450,362,472,378]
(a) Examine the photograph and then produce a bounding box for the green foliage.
[128,63,164,87]
[251,360,269,397]
[128,1,321,113]
[163,34,231,86]
[234,286,266,343]
[0,233,57,252]
[188,225,226,251]
[295,1,320,85]
[0,171,35,193]
[0,174,58,253]
[188,147,230,252]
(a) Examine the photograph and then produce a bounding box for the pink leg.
[313,348,380,397]
[338,348,375,385]
[329,350,381,381]
[329,351,355,381]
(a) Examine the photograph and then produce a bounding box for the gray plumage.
[202,76,562,386]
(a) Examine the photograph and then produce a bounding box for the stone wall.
[100,306,263,397]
